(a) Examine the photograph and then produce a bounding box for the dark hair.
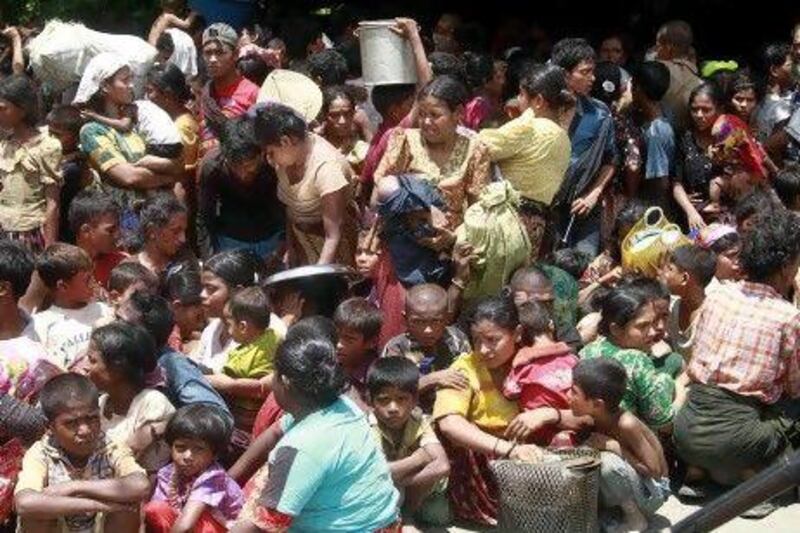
[618,275,670,302]
[40,373,99,422]
[155,32,175,57]
[462,51,493,91]
[510,265,552,291]
[708,231,741,255]
[550,248,591,280]
[108,262,159,294]
[253,104,308,145]
[0,240,34,301]
[147,63,192,104]
[275,333,347,408]
[591,61,623,106]
[761,43,791,79]
[229,286,272,329]
[333,297,382,340]
[657,20,694,57]
[417,75,469,111]
[633,61,670,101]
[466,295,519,331]
[519,63,575,111]
[286,316,338,345]
[551,38,595,72]
[598,285,651,337]
[336,39,362,79]
[612,201,647,260]
[371,83,415,119]
[321,85,355,115]
[572,358,627,410]
[740,209,800,283]
[689,82,724,110]
[164,262,203,305]
[669,245,718,288]
[204,249,263,289]
[0,75,39,126]
[307,49,349,87]
[237,55,271,86]
[90,322,157,388]
[518,301,553,343]
[429,52,466,83]
[36,244,92,289]
[122,291,176,348]
[726,72,759,107]
[733,188,781,227]
[139,193,187,244]
[218,116,261,164]
[67,189,120,235]
[165,404,231,456]
[774,164,800,208]
[367,357,419,398]
[46,105,84,134]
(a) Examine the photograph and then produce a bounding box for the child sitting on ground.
[107,261,160,310]
[570,358,669,532]
[14,373,150,533]
[68,189,127,291]
[333,297,384,407]
[145,404,244,533]
[381,284,471,413]
[207,286,279,452]
[367,357,451,527]
[502,301,580,447]
[33,244,114,369]
[87,322,175,473]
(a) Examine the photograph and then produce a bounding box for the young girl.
[145,404,244,533]
[195,250,286,373]
[86,322,175,472]
[695,223,743,290]
[164,262,206,353]
[0,75,63,253]
[135,193,189,274]
[317,86,370,175]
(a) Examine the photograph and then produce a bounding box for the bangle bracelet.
[505,441,517,459]
[553,407,562,426]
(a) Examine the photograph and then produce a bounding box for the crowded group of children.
[1,1,800,532]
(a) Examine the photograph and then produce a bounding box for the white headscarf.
[165,28,198,78]
[72,53,129,105]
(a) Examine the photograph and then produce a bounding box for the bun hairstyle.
[275,333,347,408]
[519,63,576,112]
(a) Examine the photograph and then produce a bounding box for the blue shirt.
[642,116,676,180]
[261,395,399,532]
[568,96,617,168]
[157,348,233,426]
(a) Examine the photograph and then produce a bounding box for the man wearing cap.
[200,23,259,156]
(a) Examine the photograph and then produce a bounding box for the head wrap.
[710,114,768,179]
[73,53,128,105]
[695,223,738,249]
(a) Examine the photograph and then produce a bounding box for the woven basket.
[490,447,601,533]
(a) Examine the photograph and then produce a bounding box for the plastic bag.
[621,207,690,278]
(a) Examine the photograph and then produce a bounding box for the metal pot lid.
[263,264,357,286]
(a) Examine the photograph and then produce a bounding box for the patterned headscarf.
[709,114,768,180]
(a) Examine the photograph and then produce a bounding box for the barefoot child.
[14,373,150,533]
[569,358,669,532]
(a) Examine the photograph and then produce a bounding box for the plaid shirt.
[688,281,800,404]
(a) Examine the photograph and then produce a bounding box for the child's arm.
[172,500,209,533]
[42,183,60,247]
[207,373,272,399]
[82,110,134,133]
[396,443,450,489]
[1,27,24,75]
[14,490,135,519]
[228,419,284,484]
[387,448,428,483]
[42,473,151,504]
[135,154,183,175]
[618,415,667,479]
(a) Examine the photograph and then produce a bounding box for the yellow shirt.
[0,130,63,232]
[478,109,570,205]
[175,112,200,174]
[369,408,440,461]
[432,351,519,435]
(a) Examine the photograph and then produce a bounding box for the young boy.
[632,61,675,208]
[333,297,383,404]
[107,262,160,311]
[502,302,579,446]
[570,358,669,532]
[14,373,150,533]
[367,357,451,526]
[68,189,127,291]
[33,244,114,369]
[46,105,95,244]
[208,287,279,436]
[381,284,471,413]
[659,244,717,358]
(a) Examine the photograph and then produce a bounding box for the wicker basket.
[490,447,601,533]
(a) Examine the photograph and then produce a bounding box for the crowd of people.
[1,2,800,531]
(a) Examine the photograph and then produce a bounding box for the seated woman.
[374,75,490,231]
[73,53,180,234]
[579,284,676,432]
[231,333,400,532]
[254,104,357,267]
